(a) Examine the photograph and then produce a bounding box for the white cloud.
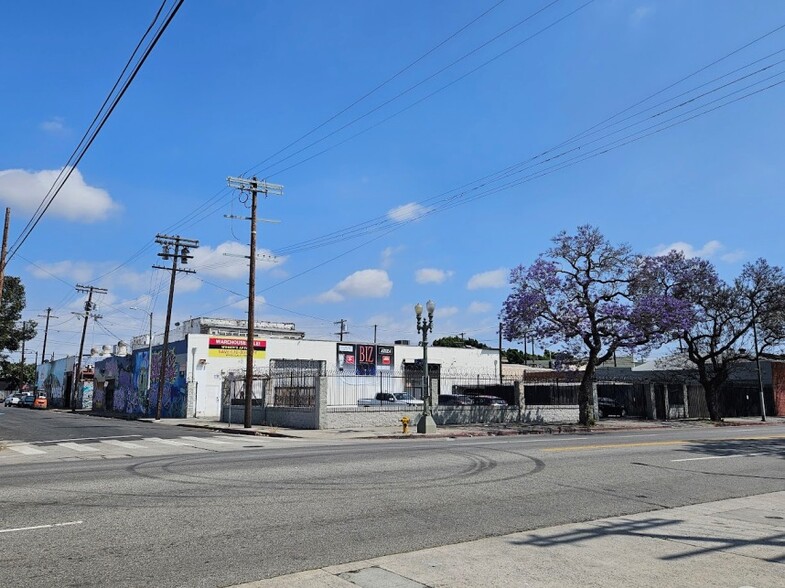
[630,5,654,25]
[387,202,429,222]
[438,306,459,318]
[28,260,96,283]
[654,240,747,264]
[720,250,746,263]
[468,301,492,314]
[229,295,265,310]
[318,269,392,303]
[467,268,507,290]
[0,167,121,222]
[415,268,453,284]
[191,241,285,280]
[380,245,404,269]
[174,274,203,293]
[39,117,67,134]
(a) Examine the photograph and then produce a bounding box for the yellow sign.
[208,336,266,359]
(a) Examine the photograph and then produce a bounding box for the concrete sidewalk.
[233,491,785,588]
[136,414,785,442]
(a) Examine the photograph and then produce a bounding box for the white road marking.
[606,434,659,439]
[179,436,231,445]
[7,444,46,455]
[146,437,188,446]
[35,435,142,444]
[100,439,144,449]
[671,453,763,462]
[462,436,590,446]
[0,521,83,534]
[58,442,98,452]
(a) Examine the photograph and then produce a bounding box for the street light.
[415,299,437,434]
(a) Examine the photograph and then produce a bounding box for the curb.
[174,422,302,439]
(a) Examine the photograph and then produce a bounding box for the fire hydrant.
[400,415,411,434]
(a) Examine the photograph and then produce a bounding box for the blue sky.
[2,0,785,362]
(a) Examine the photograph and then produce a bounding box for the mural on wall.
[146,339,188,418]
[75,381,94,410]
[38,357,69,406]
[94,355,136,414]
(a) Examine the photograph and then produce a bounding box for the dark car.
[20,394,36,408]
[598,397,626,418]
[473,395,508,406]
[438,394,473,406]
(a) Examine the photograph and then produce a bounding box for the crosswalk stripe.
[146,437,188,446]
[100,439,144,449]
[7,444,46,455]
[57,442,99,452]
[179,436,231,445]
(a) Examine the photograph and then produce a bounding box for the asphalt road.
[1,410,784,588]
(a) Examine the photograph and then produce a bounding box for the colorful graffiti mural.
[93,355,137,414]
[37,357,69,408]
[145,339,188,418]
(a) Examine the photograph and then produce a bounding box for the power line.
[270,46,785,257]
[245,0,561,178]
[3,0,185,267]
[255,0,586,179]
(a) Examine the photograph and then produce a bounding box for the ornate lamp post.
[415,299,437,434]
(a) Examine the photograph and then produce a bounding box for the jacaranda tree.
[501,226,692,425]
[636,252,785,420]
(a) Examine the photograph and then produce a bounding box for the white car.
[357,392,424,407]
[4,393,24,407]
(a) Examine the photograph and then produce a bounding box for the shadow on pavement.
[511,516,785,563]
[675,437,785,460]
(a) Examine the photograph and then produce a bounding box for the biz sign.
[336,343,394,374]
[208,337,267,359]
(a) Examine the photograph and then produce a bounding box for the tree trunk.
[696,363,723,421]
[578,362,596,426]
[704,382,722,421]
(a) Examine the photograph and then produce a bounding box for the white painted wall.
[185,335,501,418]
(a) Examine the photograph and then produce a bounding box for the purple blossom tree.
[501,226,692,425]
[638,253,785,421]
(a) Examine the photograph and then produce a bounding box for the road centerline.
[0,521,83,534]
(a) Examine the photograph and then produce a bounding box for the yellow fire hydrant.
[400,415,411,434]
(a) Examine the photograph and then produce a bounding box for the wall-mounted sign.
[208,337,267,359]
[336,343,394,374]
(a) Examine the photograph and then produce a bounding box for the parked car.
[4,392,24,407]
[473,395,508,406]
[357,392,424,407]
[598,397,626,418]
[438,394,473,406]
[33,394,48,410]
[20,394,36,408]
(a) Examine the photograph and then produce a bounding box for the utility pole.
[72,285,107,411]
[334,319,348,342]
[20,321,26,389]
[373,325,377,344]
[498,322,503,385]
[0,208,10,302]
[38,307,57,366]
[153,234,198,420]
[227,176,283,429]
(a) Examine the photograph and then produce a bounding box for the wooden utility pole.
[226,176,283,429]
[38,307,57,366]
[498,322,503,385]
[0,207,10,302]
[20,321,26,389]
[153,234,198,420]
[334,319,348,342]
[72,285,107,411]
